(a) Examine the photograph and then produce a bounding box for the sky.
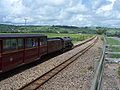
[0,0,120,27]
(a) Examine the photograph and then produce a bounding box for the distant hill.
[0,24,120,36]
[0,24,17,33]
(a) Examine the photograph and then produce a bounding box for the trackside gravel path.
[37,37,103,90]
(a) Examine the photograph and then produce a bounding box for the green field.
[44,33,93,43]
[107,37,120,45]
[110,46,120,52]
[107,37,120,58]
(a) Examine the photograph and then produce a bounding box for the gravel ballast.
[0,38,97,90]
[102,63,120,90]
[38,37,103,90]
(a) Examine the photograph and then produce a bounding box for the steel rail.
[19,37,98,90]
[90,36,106,90]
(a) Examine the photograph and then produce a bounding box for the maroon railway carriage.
[0,34,73,73]
[0,34,47,73]
[47,38,63,54]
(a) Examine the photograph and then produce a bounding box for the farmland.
[106,37,120,58]
[106,37,120,45]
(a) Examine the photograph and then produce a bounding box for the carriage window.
[11,39,17,50]
[26,38,38,48]
[40,37,47,45]
[18,39,24,49]
[3,39,11,51]
[3,39,17,52]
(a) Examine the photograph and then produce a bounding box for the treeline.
[0,24,97,34]
[107,31,120,37]
[0,24,120,36]
[52,25,79,29]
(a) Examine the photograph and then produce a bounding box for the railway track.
[19,37,98,90]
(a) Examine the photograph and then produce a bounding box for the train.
[0,34,73,73]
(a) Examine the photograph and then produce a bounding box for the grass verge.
[107,37,120,58]
[118,67,120,78]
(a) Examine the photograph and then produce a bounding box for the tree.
[96,29,106,35]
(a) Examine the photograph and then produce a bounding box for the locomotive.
[0,34,73,73]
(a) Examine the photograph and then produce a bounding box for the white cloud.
[0,0,120,27]
[66,3,88,14]
[97,0,116,11]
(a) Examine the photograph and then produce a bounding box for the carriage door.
[39,37,47,57]
[2,38,24,71]
[0,40,2,72]
[24,38,39,63]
